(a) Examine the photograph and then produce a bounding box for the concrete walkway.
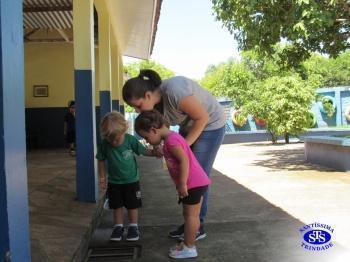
[89,142,350,262]
[28,149,103,262]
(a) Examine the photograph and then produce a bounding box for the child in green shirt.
[96,111,154,241]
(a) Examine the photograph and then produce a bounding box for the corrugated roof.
[22,0,162,58]
[23,0,73,29]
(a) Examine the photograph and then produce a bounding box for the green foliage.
[200,59,255,108]
[201,45,350,142]
[244,76,315,138]
[212,0,350,67]
[302,51,350,87]
[124,60,175,78]
[242,47,298,78]
[124,104,135,113]
[123,60,175,112]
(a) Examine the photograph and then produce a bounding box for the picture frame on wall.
[33,85,48,97]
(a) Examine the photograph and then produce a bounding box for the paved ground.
[28,149,103,262]
[88,142,350,262]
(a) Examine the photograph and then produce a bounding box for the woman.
[122,69,226,240]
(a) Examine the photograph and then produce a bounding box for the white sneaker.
[169,243,198,259]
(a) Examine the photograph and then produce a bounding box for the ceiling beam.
[24,29,39,40]
[24,38,67,43]
[56,28,70,42]
[24,6,72,13]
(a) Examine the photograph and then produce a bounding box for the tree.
[200,59,255,108]
[201,50,319,143]
[302,51,350,87]
[124,60,175,78]
[212,0,350,67]
[244,75,316,143]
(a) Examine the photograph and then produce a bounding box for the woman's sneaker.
[179,224,206,241]
[169,243,198,259]
[126,226,140,241]
[168,224,184,238]
[110,226,124,241]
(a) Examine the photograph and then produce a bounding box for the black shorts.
[107,181,142,209]
[179,186,208,205]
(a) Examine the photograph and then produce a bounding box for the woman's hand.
[177,184,188,199]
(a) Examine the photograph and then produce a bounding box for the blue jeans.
[190,126,225,223]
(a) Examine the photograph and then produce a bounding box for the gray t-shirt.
[159,76,226,132]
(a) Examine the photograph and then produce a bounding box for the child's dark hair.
[134,110,166,135]
[122,69,162,102]
[68,100,75,107]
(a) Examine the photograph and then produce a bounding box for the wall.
[24,43,102,148]
[222,86,350,134]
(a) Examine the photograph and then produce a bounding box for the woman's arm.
[169,146,189,198]
[179,95,209,146]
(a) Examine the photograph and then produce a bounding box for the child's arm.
[97,160,107,190]
[168,146,189,198]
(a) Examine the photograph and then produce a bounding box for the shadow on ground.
[89,157,347,262]
[249,145,337,172]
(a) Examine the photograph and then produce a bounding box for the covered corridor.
[1,0,161,260]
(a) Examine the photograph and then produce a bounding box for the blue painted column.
[73,0,98,202]
[100,90,111,117]
[112,99,120,111]
[0,0,31,261]
[335,89,342,126]
[120,105,125,115]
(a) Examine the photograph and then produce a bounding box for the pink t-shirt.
[163,131,211,189]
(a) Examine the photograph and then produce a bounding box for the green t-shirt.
[96,134,146,184]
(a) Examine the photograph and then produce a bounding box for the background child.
[64,100,75,155]
[135,110,211,259]
[96,111,154,241]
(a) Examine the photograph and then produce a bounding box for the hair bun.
[139,69,162,86]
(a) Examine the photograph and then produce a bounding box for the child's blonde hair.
[100,111,128,142]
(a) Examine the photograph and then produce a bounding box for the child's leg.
[113,208,124,225]
[127,208,138,224]
[183,199,202,247]
[111,208,124,241]
[126,208,140,241]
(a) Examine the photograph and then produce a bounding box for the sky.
[124,0,240,80]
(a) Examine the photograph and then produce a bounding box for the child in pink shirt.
[135,110,211,259]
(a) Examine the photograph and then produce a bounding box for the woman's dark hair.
[134,110,166,135]
[122,69,162,103]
